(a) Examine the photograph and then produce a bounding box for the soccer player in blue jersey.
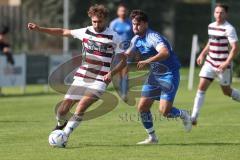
[125,10,192,144]
[110,4,134,101]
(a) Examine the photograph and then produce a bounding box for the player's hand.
[217,61,229,73]
[103,72,112,84]
[196,55,205,66]
[137,60,149,70]
[27,23,40,31]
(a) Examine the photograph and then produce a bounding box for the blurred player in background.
[0,25,14,65]
[191,3,240,125]
[126,10,192,144]
[28,4,126,147]
[109,4,134,102]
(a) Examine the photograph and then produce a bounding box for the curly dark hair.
[130,9,148,22]
[88,4,109,19]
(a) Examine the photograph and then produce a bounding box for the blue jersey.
[129,29,181,75]
[109,18,133,42]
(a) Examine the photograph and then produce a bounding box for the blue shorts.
[141,71,180,102]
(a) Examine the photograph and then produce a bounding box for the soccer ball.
[48,130,68,148]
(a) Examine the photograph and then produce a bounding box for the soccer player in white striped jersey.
[191,3,240,125]
[28,4,126,146]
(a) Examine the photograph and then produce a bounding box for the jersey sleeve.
[148,32,167,52]
[70,28,87,41]
[226,26,238,43]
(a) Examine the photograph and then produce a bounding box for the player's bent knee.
[198,85,208,92]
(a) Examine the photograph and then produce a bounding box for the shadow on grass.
[0,120,41,123]
[160,142,240,146]
[0,92,58,98]
[67,142,240,149]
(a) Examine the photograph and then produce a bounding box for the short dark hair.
[130,10,148,22]
[215,3,229,13]
[88,4,109,19]
[118,3,127,9]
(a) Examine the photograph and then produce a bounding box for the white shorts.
[64,78,107,100]
[199,62,232,86]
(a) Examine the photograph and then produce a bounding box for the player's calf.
[221,86,240,102]
[53,99,76,130]
[191,90,205,126]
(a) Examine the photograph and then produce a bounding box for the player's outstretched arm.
[27,22,71,37]
[197,42,209,66]
[137,46,169,69]
[103,54,127,83]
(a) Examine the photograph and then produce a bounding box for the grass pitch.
[0,68,240,160]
